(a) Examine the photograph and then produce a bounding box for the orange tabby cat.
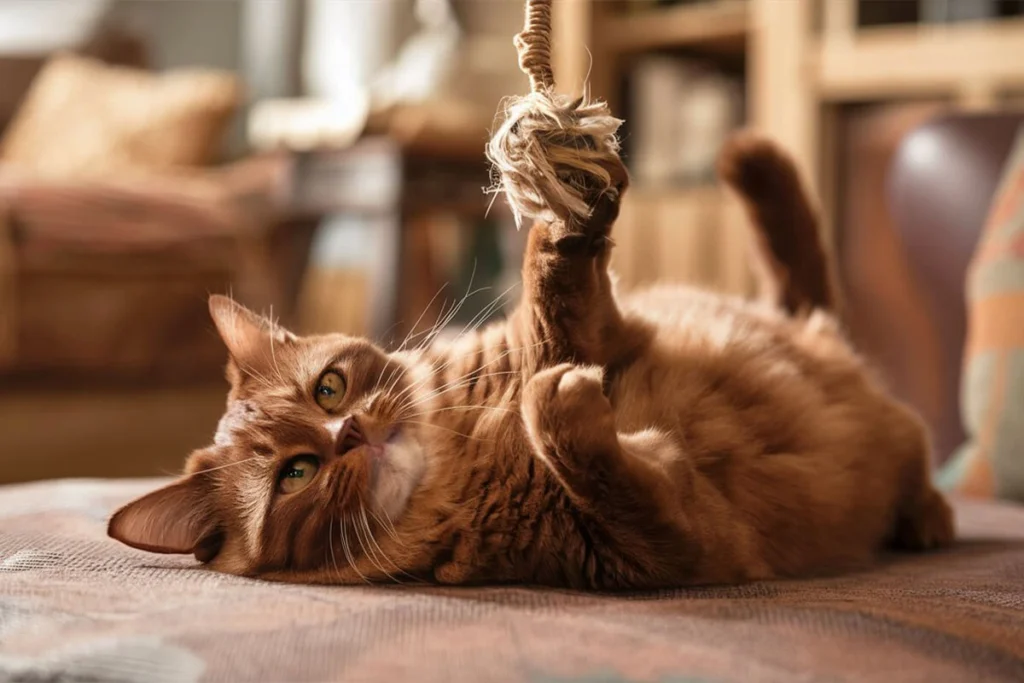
[108,136,954,589]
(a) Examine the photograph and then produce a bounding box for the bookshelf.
[554,0,1024,297]
[594,0,748,55]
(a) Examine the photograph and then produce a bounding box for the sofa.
[0,47,315,484]
[0,115,1021,682]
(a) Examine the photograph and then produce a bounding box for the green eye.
[278,455,319,494]
[315,371,346,411]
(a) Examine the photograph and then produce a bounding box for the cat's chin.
[368,429,427,522]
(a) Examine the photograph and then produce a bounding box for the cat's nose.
[334,415,367,456]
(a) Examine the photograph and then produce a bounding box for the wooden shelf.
[595,1,748,56]
[813,17,1024,101]
[611,183,753,295]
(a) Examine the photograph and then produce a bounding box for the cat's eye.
[314,371,346,411]
[278,455,320,494]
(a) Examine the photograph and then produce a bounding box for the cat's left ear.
[208,295,295,370]
[107,475,221,561]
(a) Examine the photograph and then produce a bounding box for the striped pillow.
[939,126,1024,501]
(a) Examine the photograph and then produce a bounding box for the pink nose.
[335,415,367,456]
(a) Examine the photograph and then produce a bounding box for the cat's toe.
[523,363,615,451]
[525,364,608,414]
[522,364,617,485]
[894,491,955,552]
[554,365,608,413]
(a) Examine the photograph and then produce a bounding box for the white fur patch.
[324,417,348,442]
[214,401,254,447]
[370,433,427,521]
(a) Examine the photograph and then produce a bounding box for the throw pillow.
[0,53,240,178]
[939,125,1024,501]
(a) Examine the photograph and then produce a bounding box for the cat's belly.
[606,284,918,578]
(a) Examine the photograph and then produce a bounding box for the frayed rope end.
[485,89,624,230]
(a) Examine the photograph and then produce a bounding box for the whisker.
[400,404,519,420]
[415,261,485,351]
[267,304,285,384]
[389,335,542,409]
[358,505,410,584]
[353,505,392,581]
[393,373,517,420]
[396,282,449,352]
[378,361,404,399]
[389,320,548,408]
[340,517,370,585]
[399,419,492,442]
[188,457,259,476]
[398,371,520,412]
[368,505,402,545]
[236,361,275,390]
[451,281,519,343]
[327,515,342,582]
[352,506,400,584]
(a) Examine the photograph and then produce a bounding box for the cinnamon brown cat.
[108,136,954,589]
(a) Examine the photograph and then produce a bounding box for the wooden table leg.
[367,209,404,345]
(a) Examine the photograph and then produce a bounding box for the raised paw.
[522,363,618,477]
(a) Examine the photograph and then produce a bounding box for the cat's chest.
[439,407,585,583]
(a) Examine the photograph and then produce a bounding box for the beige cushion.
[0,54,241,178]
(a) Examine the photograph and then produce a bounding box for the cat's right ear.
[208,295,295,373]
[107,475,219,560]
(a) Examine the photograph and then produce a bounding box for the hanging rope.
[514,0,555,93]
[487,0,626,229]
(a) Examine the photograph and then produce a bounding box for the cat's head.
[107,295,437,580]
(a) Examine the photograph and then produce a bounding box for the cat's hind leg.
[895,487,955,551]
[889,417,955,551]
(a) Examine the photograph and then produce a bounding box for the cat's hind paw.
[894,490,955,552]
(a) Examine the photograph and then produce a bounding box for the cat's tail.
[717,133,840,316]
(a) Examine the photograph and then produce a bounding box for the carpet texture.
[0,478,1022,682]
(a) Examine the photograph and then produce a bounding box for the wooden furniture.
[553,0,756,298]
[554,0,1024,462]
[0,158,319,485]
[286,133,496,343]
[553,0,1024,292]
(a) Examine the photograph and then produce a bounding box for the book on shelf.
[628,56,743,188]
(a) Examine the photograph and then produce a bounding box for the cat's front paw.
[522,364,617,473]
[548,188,622,255]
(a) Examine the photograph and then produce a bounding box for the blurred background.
[0,0,1021,484]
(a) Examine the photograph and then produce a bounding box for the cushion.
[0,478,1023,682]
[0,54,240,178]
[940,126,1024,501]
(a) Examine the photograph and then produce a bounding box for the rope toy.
[487,0,627,230]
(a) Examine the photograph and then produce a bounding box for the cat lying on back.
[109,136,954,589]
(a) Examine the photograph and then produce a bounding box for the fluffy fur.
[108,136,954,589]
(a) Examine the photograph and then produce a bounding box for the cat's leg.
[513,166,644,367]
[521,362,698,586]
[889,415,955,551]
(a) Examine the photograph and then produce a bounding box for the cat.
[108,135,954,589]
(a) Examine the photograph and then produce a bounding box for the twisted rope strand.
[487,0,626,229]
[514,0,555,93]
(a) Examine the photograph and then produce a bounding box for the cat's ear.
[107,475,219,559]
[208,295,295,369]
